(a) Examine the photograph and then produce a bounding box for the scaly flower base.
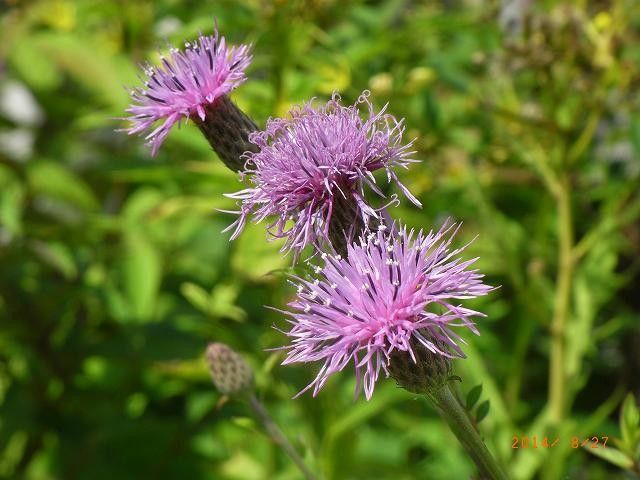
[193,95,259,172]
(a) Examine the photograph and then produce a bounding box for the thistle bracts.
[192,95,258,171]
[388,333,454,395]
[206,342,254,396]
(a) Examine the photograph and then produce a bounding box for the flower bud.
[205,343,254,395]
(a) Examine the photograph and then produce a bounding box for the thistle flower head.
[125,25,251,155]
[225,91,421,259]
[279,220,491,400]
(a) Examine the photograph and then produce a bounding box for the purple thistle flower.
[279,220,492,400]
[224,91,421,258]
[124,25,251,155]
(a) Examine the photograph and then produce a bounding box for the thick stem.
[193,95,259,172]
[548,174,574,424]
[248,394,317,480]
[429,384,509,480]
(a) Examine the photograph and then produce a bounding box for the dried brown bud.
[205,343,254,395]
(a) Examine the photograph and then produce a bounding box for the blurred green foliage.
[1,0,639,479]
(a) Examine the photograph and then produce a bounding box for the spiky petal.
[279,220,492,400]
[225,91,421,259]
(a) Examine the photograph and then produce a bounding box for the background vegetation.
[1,0,639,478]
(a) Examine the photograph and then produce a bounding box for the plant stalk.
[248,393,317,480]
[548,174,574,424]
[429,383,509,480]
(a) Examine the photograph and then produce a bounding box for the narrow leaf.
[181,282,211,314]
[466,384,483,410]
[583,444,634,470]
[620,393,640,454]
[122,231,161,321]
[476,400,490,423]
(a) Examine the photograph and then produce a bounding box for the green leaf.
[231,222,288,282]
[631,116,640,156]
[466,384,483,410]
[30,241,77,280]
[122,231,162,321]
[186,392,218,423]
[180,282,246,322]
[327,386,405,441]
[0,166,25,237]
[449,127,481,154]
[8,36,62,91]
[31,32,135,108]
[27,161,100,212]
[180,282,210,314]
[209,283,246,322]
[120,188,164,222]
[125,392,148,418]
[475,400,490,423]
[583,443,634,470]
[620,393,640,455]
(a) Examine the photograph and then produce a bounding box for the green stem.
[566,109,601,165]
[548,174,574,424]
[248,394,317,480]
[429,384,509,480]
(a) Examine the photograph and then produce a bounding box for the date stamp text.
[511,435,609,449]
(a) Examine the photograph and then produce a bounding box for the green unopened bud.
[388,334,453,395]
[205,343,254,395]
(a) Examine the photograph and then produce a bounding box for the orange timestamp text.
[511,435,609,449]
